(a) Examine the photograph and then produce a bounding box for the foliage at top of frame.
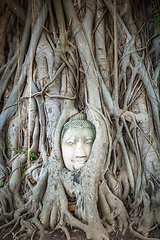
[152,0,160,32]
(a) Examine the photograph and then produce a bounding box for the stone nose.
[74,141,87,158]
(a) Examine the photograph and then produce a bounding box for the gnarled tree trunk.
[0,0,160,239]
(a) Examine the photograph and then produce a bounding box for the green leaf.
[25,150,28,156]
[29,153,38,160]
[0,182,5,187]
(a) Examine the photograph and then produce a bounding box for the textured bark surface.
[0,0,160,240]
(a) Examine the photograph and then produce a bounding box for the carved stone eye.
[66,140,76,145]
[84,140,92,144]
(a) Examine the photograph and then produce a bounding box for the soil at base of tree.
[0,225,160,240]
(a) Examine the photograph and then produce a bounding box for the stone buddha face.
[61,113,95,171]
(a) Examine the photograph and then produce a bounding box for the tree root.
[135,193,155,237]
[64,211,109,240]
[129,221,160,240]
[0,185,13,215]
[5,218,33,239]
[2,213,32,239]
[99,188,116,228]
[0,210,14,224]
[31,229,37,240]
[32,209,47,240]
[53,223,71,240]
[99,180,129,235]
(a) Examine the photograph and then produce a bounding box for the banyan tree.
[0,0,160,239]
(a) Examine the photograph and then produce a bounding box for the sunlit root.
[106,171,122,200]
[9,117,39,208]
[40,171,66,229]
[99,187,116,228]
[66,210,110,240]
[36,32,54,89]
[100,180,128,235]
[27,166,48,215]
[8,153,27,207]
[95,0,111,91]
[6,111,20,158]
[25,156,43,183]
[32,210,52,240]
[50,204,58,229]
[21,84,37,150]
[40,200,58,229]
[0,184,13,212]
[45,98,60,143]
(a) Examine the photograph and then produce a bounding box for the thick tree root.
[129,222,160,240]
[52,224,71,240]
[64,211,109,240]
[99,180,129,235]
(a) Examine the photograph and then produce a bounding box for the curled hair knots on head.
[60,113,95,140]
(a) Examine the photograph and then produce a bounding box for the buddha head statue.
[61,113,95,171]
